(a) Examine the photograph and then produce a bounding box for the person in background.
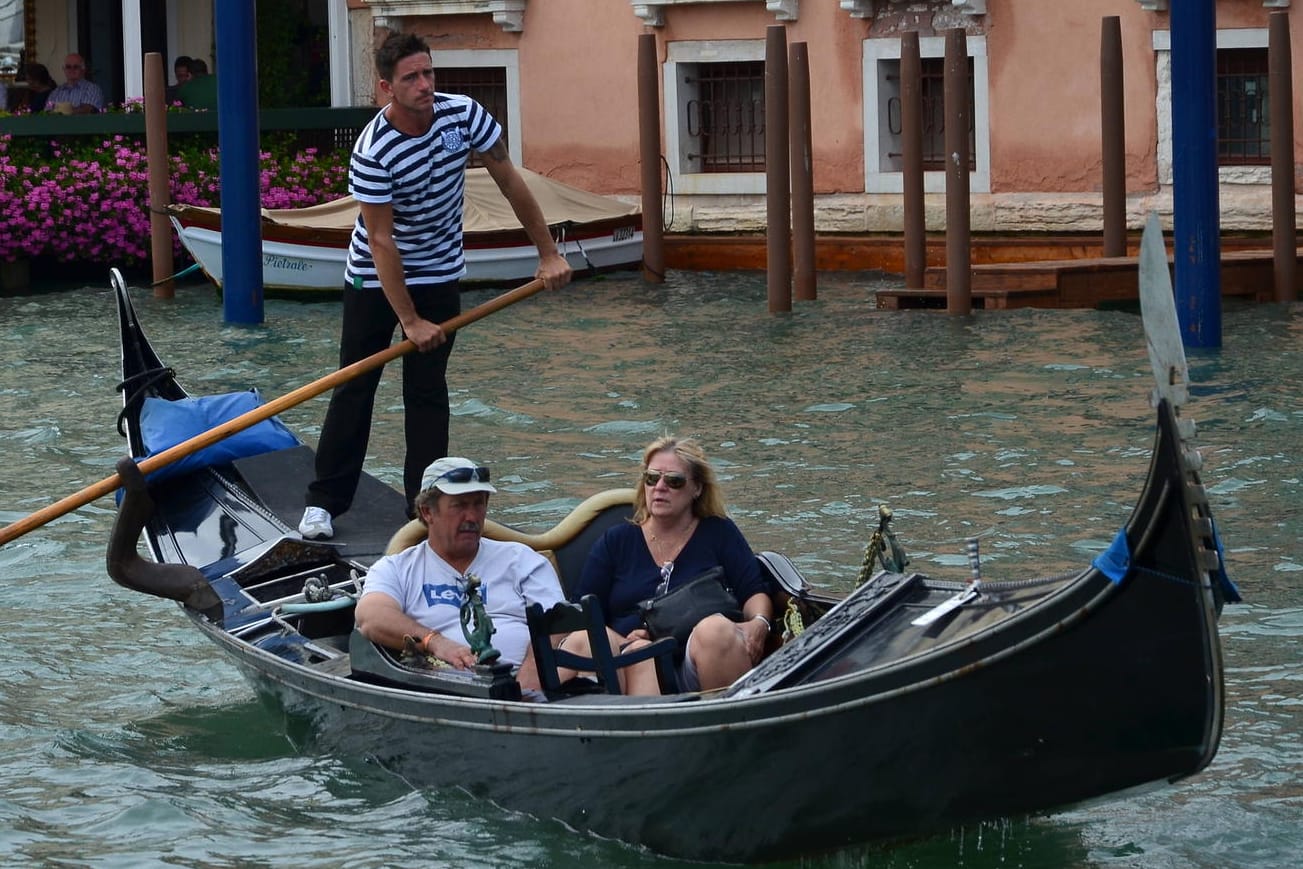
[165,55,193,103]
[45,53,104,114]
[297,30,571,541]
[22,64,57,113]
[354,457,566,694]
[572,436,773,693]
[177,57,217,109]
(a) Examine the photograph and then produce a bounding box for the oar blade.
[1138,212,1189,410]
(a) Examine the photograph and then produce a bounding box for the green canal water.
[0,271,1298,867]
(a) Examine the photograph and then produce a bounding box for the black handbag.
[639,566,743,655]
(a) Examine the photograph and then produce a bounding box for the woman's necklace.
[645,517,698,566]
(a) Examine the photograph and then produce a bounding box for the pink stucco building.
[7,1,1297,238]
[347,1,1297,240]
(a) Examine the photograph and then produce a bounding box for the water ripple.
[1,277,1300,868]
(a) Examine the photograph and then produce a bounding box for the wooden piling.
[1270,12,1297,303]
[638,33,666,284]
[766,25,792,313]
[1101,17,1126,258]
[944,29,971,315]
[144,52,174,299]
[789,41,816,302]
[901,32,925,290]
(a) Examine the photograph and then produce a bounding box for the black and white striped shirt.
[345,93,502,289]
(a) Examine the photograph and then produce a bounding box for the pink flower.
[1,134,348,265]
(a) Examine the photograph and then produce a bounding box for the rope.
[150,262,202,286]
[570,229,596,273]
[114,366,176,437]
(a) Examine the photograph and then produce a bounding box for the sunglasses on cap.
[434,466,491,484]
[643,470,688,489]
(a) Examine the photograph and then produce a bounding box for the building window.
[1216,47,1269,166]
[863,36,990,195]
[685,60,766,173]
[436,65,510,167]
[430,49,522,166]
[1153,28,1269,186]
[664,40,767,195]
[884,57,976,172]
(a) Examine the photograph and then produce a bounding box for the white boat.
[168,167,643,294]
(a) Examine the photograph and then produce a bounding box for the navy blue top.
[575,516,768,636]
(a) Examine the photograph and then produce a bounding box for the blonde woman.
[574,437,772,692]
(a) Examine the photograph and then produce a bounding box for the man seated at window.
[46,53,104,114]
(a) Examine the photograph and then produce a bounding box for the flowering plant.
[0,132,349,264]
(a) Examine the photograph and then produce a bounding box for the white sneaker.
[298,506,334,540]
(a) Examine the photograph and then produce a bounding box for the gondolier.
[299,31,572,540]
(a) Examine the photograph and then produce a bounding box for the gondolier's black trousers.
[306,281,461,518]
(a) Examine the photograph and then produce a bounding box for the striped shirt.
[45,79,105,111]
[345,93,502,289]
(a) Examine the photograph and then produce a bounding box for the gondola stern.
[1121,399,1238,606]
[1119,398,1232,773]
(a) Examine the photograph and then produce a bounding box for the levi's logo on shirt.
[421,582,491,608]
[421,583,464,608]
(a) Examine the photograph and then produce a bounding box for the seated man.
[46,54,104,114]
[354,456,565,693]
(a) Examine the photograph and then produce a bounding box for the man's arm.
[357,200,446,352]
[74,83,104,114]
[355,590,477,669]
[479,140,574,291]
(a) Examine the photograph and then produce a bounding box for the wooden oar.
[0,278,546,547]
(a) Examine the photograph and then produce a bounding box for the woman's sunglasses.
[435,466,491,484]
[643,470,688,489]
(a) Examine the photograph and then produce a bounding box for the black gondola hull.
[105,272,1227,862]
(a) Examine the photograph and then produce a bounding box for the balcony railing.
[0,106,379,151]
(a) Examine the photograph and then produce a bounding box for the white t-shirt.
[362,537,564,666]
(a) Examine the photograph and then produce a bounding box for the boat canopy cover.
[182,168,640,234]
[138,390,300,483]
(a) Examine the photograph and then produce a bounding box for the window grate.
[886,58,975,172]
[1217,48,1269,166]
[436,67,510,167]
[685,61,766,173]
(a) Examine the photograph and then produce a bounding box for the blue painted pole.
[1169,0,1221,347]
[215,0,264,324]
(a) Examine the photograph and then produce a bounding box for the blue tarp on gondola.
[1092,529,1132,584]
[138,390,299,484]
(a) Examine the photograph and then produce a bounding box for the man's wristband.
[751,614,772,633]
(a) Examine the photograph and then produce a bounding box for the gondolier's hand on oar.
[401,316,447,353]
[382,274,448,352]
[537,249,573,291]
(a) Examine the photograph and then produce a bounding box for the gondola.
[102,218,1236,863]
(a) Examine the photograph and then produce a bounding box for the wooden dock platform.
[875,248,1290,310]
[662,234,1295,310]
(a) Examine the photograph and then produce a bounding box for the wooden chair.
[527,594,679,698]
